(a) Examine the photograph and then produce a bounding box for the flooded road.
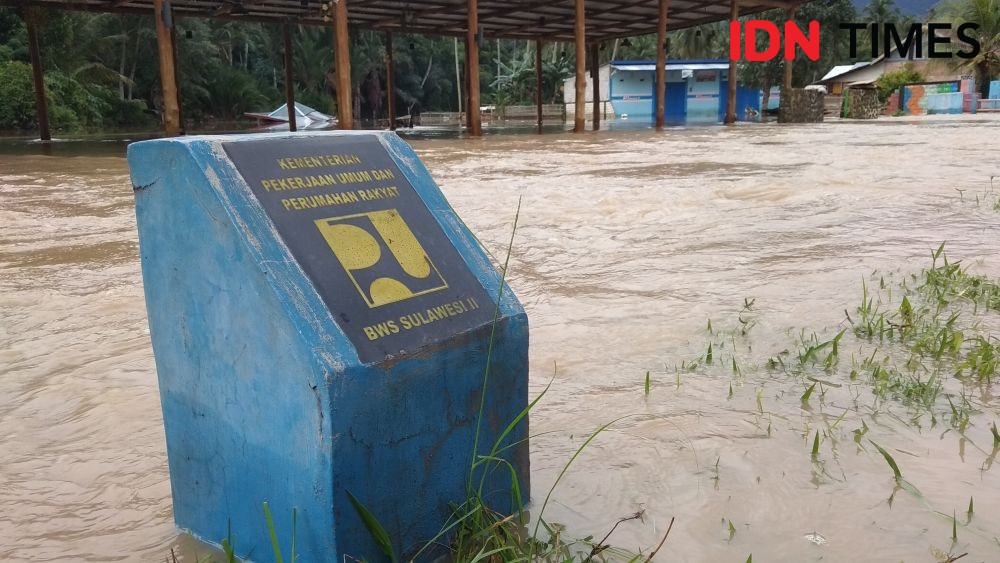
[2,116,999,561]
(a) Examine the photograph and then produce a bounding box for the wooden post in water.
[655,0,670,130]
[464,38,471,128]
[23,8,50,142]
[283,24,297,132]
[590,43,600,131]
[573,0,586,133]
[333,0,353,129]
[385,32,396,130]
[466,0,482,136]
[781,4,798,121]
[535,40,543,134]
[153,0,182,137]
[724,0,738,125]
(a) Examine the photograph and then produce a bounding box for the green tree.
[941,0,1000,98]
[874,61,924,101]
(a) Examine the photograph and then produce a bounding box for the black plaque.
[223,136,494,363]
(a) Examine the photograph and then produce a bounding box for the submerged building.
[564,59,762,125]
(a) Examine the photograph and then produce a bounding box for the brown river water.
[2,116,999,562]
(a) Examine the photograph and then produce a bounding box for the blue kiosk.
[127,131,529,561]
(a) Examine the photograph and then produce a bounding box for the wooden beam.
[590,42,599,131]
[153,0,182,136]
[282,24,296,132]
[23,8,51,142]
[724,0,737,125]
[334,0,353,129]
[0,0,784,44]
[655,0,668,129]
[535,39,542,134]
[385,31,396,130]
[573,0,585,133]
[466,0,481,136]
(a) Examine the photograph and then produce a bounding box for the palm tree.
[670,22,727,60]
[942,0,1000,98]
[863,0,902,24]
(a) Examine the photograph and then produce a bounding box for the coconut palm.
[942,0,1000,98]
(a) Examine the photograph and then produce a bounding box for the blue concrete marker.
[127,131,529,561]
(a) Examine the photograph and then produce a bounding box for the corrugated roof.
[819,62,871,82]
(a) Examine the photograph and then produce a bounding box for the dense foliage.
[0,9,578,132]
[875,62,926,101]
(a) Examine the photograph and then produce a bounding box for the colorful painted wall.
[900,81,962,115]
[983,80,1000,111]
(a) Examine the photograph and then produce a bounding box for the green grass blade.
[346,491,397,562]
[262,502,284,563]
[869,440,902,481]
[801,382,816,405]
[952,510,958,542]
[811,431,820,457]
[469,197,521,489]
[290,507,296,563]
[530,416,631,559]
[221,520,236,563]
[644,370,650,396]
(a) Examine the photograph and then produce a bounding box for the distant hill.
[850,0,942,17]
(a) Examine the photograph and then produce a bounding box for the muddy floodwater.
[2,116,1000,562]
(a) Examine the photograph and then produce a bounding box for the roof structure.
[819,62,872,82]
[1,0,797,42]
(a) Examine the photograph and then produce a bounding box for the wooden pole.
[781,4,798,121]
[590,43,600,131]
[535,40,543,134]
[466,0,481,136]
[23,8,50,142]
[454,37,462,118]
[153,0,182,136]
[724,0,738,124]
[385,31,396,130]
[464,38,471,128]
[333,0,353,129]
[573,0,586,133]
[283,24,297,132]
[655,0,669,130]
[170,18,184,131]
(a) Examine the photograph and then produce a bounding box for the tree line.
[0,0,995,133]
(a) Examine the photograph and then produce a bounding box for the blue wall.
[609,65,760,123]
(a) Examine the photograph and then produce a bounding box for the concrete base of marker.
[128,131,529,562]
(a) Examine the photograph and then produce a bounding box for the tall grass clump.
[346,199,654,562]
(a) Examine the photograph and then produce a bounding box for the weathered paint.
[127,131,529,562]
[900,82,963,115]
[608,63,760,123]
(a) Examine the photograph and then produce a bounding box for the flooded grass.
[656,239,1000,560]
